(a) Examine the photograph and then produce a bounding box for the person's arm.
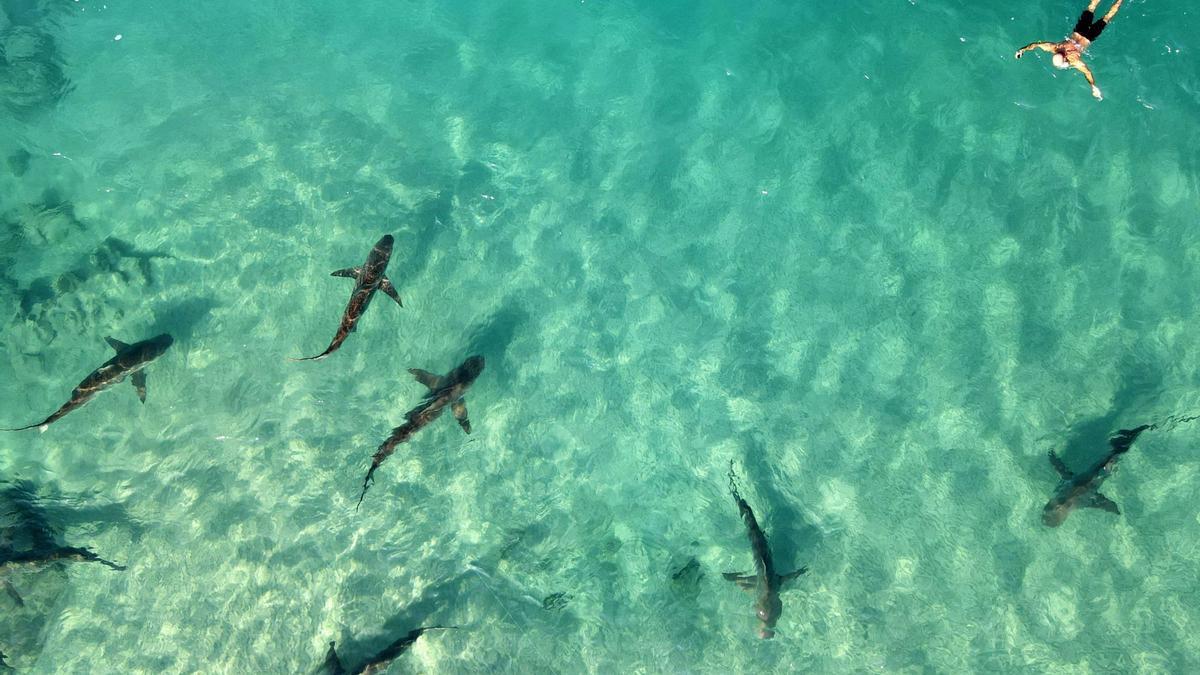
[1015,41,1056,59]
[1072,60,1102,100]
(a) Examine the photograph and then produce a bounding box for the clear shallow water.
[1,0,1199,672]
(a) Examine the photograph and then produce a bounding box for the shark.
[294,234,403,362]
[5,334,173,432]
[356,356,484,509]
[1042,425,1150,527]
[723,465,807,639]
[322,627,454,675]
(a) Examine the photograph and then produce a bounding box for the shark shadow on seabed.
[1046,357,1161,466]
[737,433,823,567]
[16,234,173,319]
[0,479,129,669]
[313,572,470,674]
[149,296,219,345]
[0,12,73,118]
[463,301,528,390]
[2,227,174,348]
[316,541,588,674]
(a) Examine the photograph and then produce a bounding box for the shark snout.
[1042,501,1067,527]
[147,334,174,355]
[462,355,485,378]
[755,595,782,639]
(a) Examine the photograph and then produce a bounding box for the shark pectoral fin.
[104,336,130,352]
[331,266,361,279]
[380,276,403,307]
[452,398,471,434]
[1048,451,1073,480]
[1088,492,1121,515]
[780,566,809,584]
[722,572,757,591]
[409,369,443,390]
[131,371,148,403]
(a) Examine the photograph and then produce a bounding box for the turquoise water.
[2,0,1199,671]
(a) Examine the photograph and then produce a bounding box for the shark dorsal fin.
[104,337,130,352]
[409,368,443,391]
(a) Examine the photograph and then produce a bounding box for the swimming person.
[1014,0,1125,100]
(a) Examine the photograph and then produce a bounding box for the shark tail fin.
[290,352,331,363]
[97,557,127,571]
[356,464,378,511]
[3,418,51,432]
[292,336,343,362]
[413,626,456,636]
[70,546,126,571]
[1109,426,1151,455]
[727,460,742,501]
[104,336,130,352]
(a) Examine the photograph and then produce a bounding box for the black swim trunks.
[1073,10,1107,41]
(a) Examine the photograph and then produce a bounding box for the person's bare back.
[1015,0,1125,100]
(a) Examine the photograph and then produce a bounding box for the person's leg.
[1087,0,1102,11]
[1084,0,1123,40]
[1082,17,1106,41]
[1102,0,1124,22]
[1074,9,1097,36]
